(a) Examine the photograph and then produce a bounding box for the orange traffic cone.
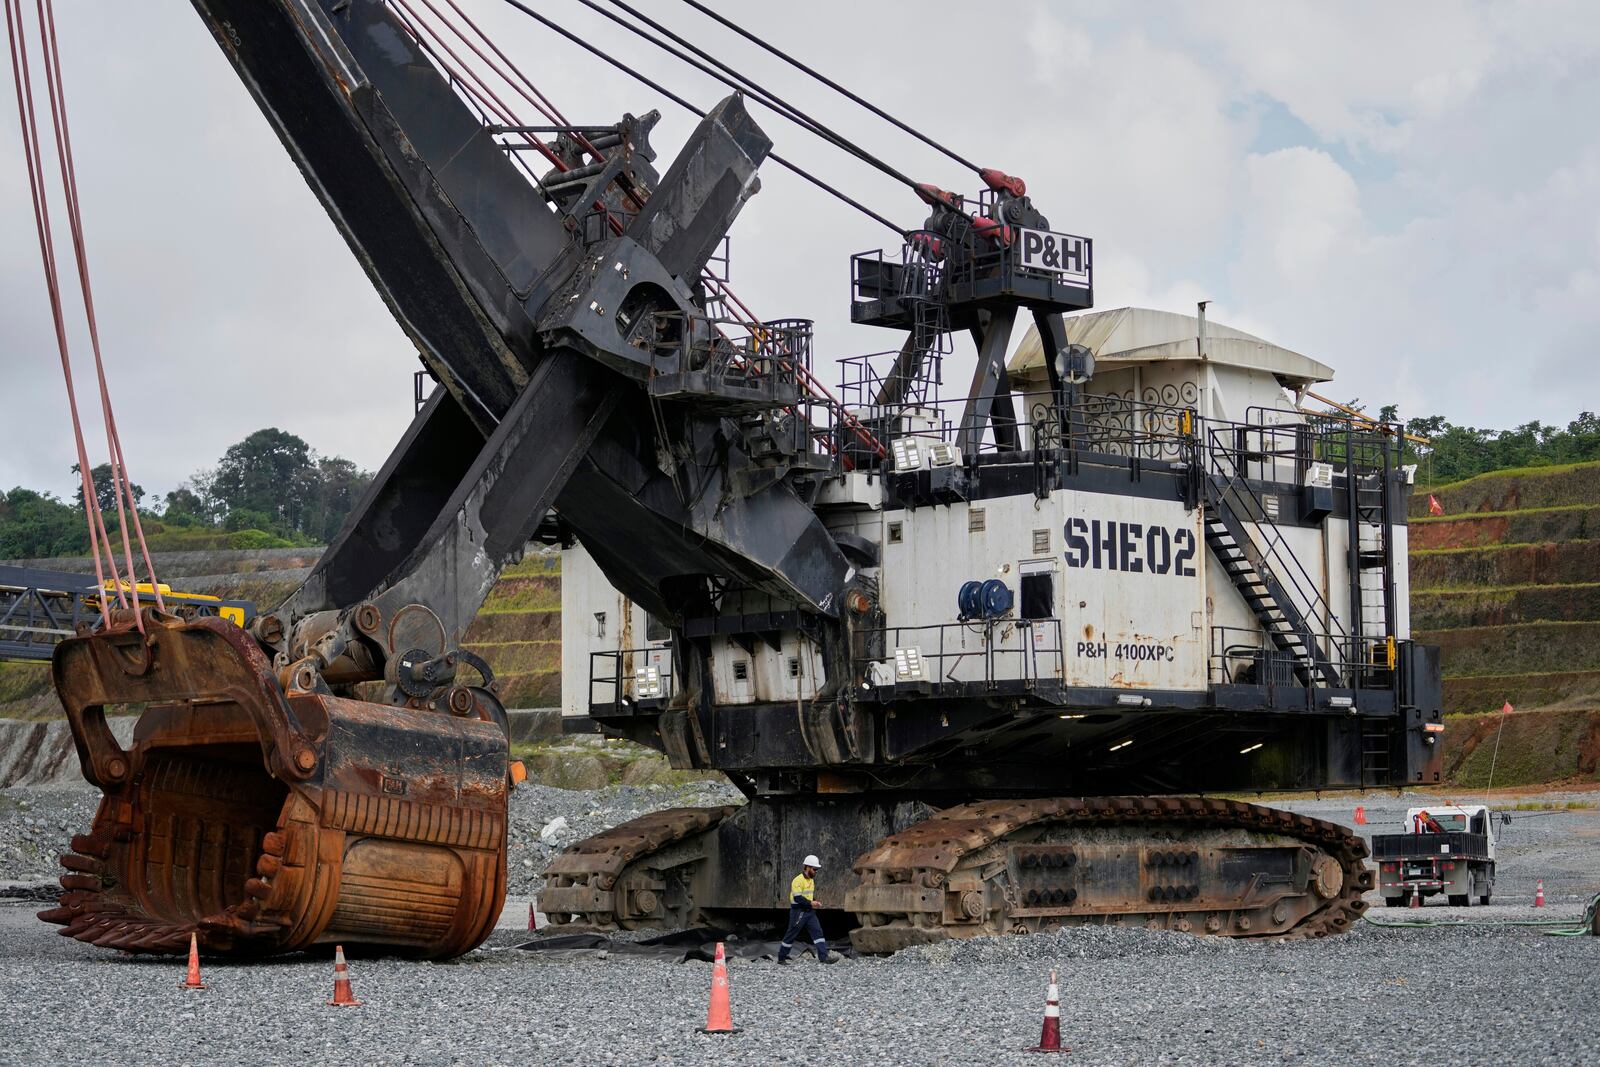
[1534,880,1545,907]
[178,932,206,990]
[1027,969,1069,1053]
[327,945,362,1006]
[1409,887,1422,909]
[697,941,741,1035]
[528,903,538,931]
[1353,806,1366,825]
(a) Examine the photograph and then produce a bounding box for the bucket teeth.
[59,852,102,874]
[90,922,134,948]
[69,833,111,858]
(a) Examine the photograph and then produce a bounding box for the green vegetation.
[479,576,561,614]
[1386,408,1600,488]
[1440,708,1600,788]
[0,427,370,559]
[0,662,60,719]
[509,737,722,790]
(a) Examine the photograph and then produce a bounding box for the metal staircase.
[1202,477,1341,687]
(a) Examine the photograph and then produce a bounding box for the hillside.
[1410,462,1600,774]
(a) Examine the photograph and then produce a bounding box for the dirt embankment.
[1410,541,1600,589]
[1418,621,1600,677]
[1413,583,1600,629]
[4,546,323,578]
[1444,672,1600,716]
[1438,708,1600,788]
[1409,506,1600,550]
[1409,463,1600,519]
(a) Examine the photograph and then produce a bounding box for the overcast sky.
[2,1,1597,502]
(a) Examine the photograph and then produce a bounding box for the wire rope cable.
[673,0,982,174]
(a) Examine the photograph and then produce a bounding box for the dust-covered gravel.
[0,777,744,898]
[505,779,745,896]
[1,902,1595,1066]
[0,784,1595,1066]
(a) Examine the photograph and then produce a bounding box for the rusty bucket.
[38,612,507,958]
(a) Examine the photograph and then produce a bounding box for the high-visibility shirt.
[789,873,815,906]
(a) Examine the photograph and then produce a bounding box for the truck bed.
[1371,831,1490,862]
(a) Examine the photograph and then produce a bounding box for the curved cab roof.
[1008,306,1334,388]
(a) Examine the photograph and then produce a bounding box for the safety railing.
[647,312,811,387]
[1208,625,1395,691]
[874,388,1401,485]
[855,617,1064,695]
[849,230,946,307]
[837,349,947,416]
[588,647,675,710]
[851,223,1092,313]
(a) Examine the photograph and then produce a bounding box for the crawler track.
[846,796,1373,953]
[539,806,737,929]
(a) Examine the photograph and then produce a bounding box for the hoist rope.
[386,2,887,459]
[674,0,983,175]
[411,0,887,458]
[34,0,163,616]
[5,0,163,626]
[587,0,921,192]
[493,0,907,238]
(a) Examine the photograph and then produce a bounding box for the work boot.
[821,954,841,965]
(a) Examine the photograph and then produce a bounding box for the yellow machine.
[89,581,253,628]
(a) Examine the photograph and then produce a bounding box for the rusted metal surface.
[539,805,736,930]
[39,611,508,958]
[845,796,1372,953]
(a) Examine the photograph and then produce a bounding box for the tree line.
[0,428,372,559]
[1382,408,1600,487]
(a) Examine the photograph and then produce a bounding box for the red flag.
[1502,701,1514,715]
[1428,494,1444,516]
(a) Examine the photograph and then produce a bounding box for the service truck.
[1373,804,1500,906]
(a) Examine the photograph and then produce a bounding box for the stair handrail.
[1202,426,1352,681]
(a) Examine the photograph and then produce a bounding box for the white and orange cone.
[178,932,206,990]
[327,945,362,1007]
[696,941,741,1035]
[1409,887,1422,908]
[1027,969,1069,1053]
[1534,880,1546,907]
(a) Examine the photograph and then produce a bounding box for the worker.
[1413,810,1443,834]
[777,853,838,965]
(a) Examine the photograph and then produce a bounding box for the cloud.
[1,0,1596,506]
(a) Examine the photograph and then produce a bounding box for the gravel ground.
[1,903,1595,1066]
[505,779,745,897]
[0,784,1595,1065]
[0,778,744,898]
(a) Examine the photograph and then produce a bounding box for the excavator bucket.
[39,612,507,958]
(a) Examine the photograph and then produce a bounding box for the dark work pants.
[777,904,829,961]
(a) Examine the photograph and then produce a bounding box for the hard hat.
[803,854,822,869]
